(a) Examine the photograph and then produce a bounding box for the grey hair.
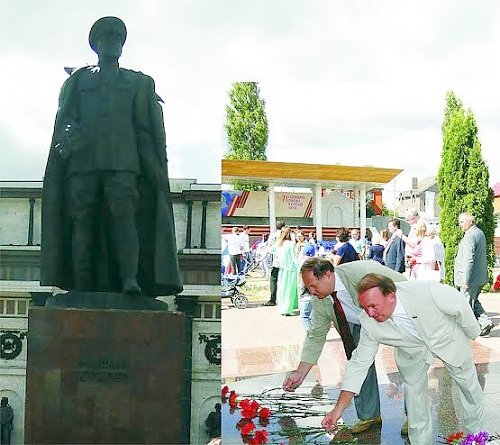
[459,212,475,224]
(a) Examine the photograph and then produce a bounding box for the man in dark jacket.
[454,212,493,336]
[41,17,182,297]
[383,219,406,273]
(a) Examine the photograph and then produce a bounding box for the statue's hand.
[54,122,86,159]
[56,142,71,159]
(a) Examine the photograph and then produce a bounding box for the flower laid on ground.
[439,430,500,445]
[238,419,255,436]
[252,430,268,444]
[445,432,464,444]
[222,385,358,444]
[493,275,500,292]
[240,399,261,419]
[229,390,238,409]
[222,386,272,444]
[259,407,271,420]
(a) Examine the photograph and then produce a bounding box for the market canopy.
[222,159,403,189]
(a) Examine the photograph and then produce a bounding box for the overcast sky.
[2,0,500,203]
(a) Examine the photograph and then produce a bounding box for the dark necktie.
[331,291,356,359]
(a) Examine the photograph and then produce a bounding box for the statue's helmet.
[88,16,127,53]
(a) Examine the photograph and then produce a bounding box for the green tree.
[366,201,392,217]
[381,204,394,217]
[224,82,268,190]
[437,91,495,284]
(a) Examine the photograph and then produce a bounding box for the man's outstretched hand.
[282,363,312,392]
[321,408,342,433]
[282,370,306,392]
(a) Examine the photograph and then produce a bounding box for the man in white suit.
[282,259,407,434]
[322,273,485,445]
[454,212,493,336]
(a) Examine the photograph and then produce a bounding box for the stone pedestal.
[45,290,171,310]
[24,306,188,444]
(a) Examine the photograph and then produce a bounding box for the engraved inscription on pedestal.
[76,358,129,383]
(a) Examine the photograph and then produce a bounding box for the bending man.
[322,273,485,444]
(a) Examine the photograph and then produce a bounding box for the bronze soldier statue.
[41,17,182,297]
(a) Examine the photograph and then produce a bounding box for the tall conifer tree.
[437,91,495,284]
[224,82,268,190]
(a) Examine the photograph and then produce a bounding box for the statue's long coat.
[41,67,183,296]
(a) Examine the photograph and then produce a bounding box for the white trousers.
[405,355,485,445]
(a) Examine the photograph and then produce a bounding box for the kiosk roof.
[222,159,403,188]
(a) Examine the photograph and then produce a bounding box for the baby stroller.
[239,252,260,276]
[221,274,248,309]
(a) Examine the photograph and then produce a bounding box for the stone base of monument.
[24,302,189,444]
[45,290,170,310]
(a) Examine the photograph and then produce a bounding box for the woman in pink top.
[408,223,440,281]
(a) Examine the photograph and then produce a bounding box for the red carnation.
[240,399,260,419]
[229,390,238,408]
[258,407,271,420]
[494,275,500,292]
[222,385,229,399]
[239,398,251,409]
[238,399,248,413]
[240,420,256,436]
[446,431,464,444]
[251,430,269,444]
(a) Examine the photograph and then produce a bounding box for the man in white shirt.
[264,220,285,306]
[349,228,364,259]
[227,226,243,275]
[321,273,485,445]
[239,225,251,274]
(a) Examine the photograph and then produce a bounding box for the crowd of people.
[222,213,450,323]
[223,207,497,442]
[367,211,446,282]
[222,209,494,337]
[259,222,378,323]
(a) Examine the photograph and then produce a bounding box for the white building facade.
[0,179,220,445]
